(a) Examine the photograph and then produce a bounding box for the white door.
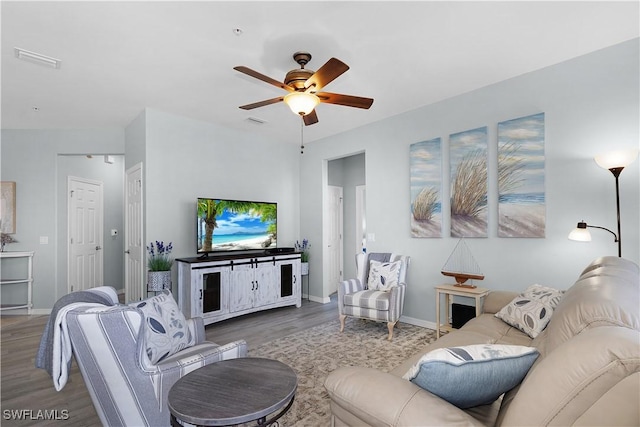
[326,185,343,295]
[125,163,144,303]
[68,177,104,292]
[355,185,367,255]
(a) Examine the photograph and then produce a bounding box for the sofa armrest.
[337,279,365,314]
[483,290,518,314]
[155,339,248,374]
[324,367,485,426]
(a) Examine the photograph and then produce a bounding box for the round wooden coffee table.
[168,357,297,426]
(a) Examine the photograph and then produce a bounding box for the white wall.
[300,39,639,325]
[0,129,125,311]
[136,109,302,290]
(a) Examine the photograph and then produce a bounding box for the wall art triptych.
[497,112,546,237]
[410,138,442,238]
[410,112,545,238]
[449,126,488,238]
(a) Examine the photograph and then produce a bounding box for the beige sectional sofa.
[324,256,640,426]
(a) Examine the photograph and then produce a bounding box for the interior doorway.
[326,152,366,291]
[58,155,124,298]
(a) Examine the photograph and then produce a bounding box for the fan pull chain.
[300,114,305,154]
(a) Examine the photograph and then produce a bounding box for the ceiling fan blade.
[304,58,349,92]
[234,66,294,92]
[303,110,319,126]
[317,92,374,109]
[239,96,284,110]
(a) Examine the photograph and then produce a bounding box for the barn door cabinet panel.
[178,252,301,326]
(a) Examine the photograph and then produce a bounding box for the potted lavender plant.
[147,241,173,291]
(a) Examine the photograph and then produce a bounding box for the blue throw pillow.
[403,344,539,408]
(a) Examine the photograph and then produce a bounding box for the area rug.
[248,318,437,426]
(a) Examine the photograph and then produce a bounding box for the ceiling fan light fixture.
[284,92,319,116]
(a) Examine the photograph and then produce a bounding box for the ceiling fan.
[234,52,374,126]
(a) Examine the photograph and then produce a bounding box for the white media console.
[177,251,302,325]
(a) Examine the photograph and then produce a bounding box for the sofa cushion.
[367,260,401,291]
[403,344,539,409]
[343,289,391,311]
[495,284,564,338]
[130,290,195,363]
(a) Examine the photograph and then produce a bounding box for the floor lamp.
[569,149,638,257]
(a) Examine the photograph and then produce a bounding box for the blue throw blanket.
[35,290,115,379]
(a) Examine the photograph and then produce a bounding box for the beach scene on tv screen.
[197,199,277,252]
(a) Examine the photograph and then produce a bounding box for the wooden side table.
[168,357,297,426]
[435,284,490,338]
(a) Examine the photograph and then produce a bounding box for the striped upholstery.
[65,292,247,427]
[338,253,410,337]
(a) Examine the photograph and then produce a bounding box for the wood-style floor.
[0,297,337,426]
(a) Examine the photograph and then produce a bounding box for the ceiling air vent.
[14,47,61,69]
[246,117,267,125]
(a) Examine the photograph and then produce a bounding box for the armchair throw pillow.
[495,284,564,338]
[367,260,401,291]
[130,290,195,364]
[403,344,539,409]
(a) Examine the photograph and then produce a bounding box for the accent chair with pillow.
[337,252,411,340]
[43,287,247,427]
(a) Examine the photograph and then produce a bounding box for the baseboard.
[1,308,51,316]
[308,295,332,304]
[399,315,437,331]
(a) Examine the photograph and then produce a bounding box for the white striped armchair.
[63,288,247,426]
[337,253,410,340]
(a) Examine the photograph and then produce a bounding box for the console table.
[0,251,34,314]
[168,357,297,426]
[435,284,490,338]
[177,251,302,325]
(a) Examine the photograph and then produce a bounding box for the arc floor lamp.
[569,149,638,257]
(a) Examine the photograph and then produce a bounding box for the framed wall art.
[1,181,16,234]
[410,138,442,238]
[497,112,546,237]
[449,127,488,238]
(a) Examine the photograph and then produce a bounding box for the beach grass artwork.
[410,138,442,237]
[497,112,545,237]
[450,126,488,237]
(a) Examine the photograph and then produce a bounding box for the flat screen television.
[197,198,277,254]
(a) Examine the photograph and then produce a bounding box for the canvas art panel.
[450,127,488,237]
[1,182,16,234]
[497,113,545,238]
[410,138,442,238]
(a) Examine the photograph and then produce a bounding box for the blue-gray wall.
[1,39,638,322]
[137,109,301,290]
[300,39,639,326]
[0,130,125,310]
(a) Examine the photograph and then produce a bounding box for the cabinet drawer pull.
[200,289,203,300]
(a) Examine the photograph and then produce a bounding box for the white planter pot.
[148,270,171,291]
[301,262,309,276]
